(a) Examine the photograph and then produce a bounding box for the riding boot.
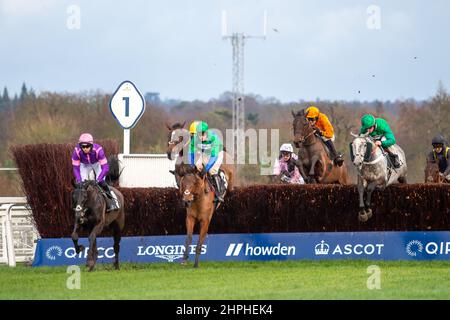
[212,174,225,203]
[385,149,401,169]
[324,140,343,166]
[99,181,118,212]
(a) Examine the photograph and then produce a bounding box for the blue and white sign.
[109,80,145,129]
[32,231,450,267]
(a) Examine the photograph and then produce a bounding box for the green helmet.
[196,121,209,133]
[361,114,376,133]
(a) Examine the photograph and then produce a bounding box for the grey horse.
[350,132,407,222]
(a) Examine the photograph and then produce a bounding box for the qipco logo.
[406,240,450,257]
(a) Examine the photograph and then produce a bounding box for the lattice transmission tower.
[222,10,267,168]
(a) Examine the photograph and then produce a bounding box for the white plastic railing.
[0,197,39,267]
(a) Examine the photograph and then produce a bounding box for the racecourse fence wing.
[11,144,450,238]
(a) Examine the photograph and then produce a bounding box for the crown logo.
[315,240,330,255]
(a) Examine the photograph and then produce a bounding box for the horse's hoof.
[114,263,120,270]
[365,208,373,219]
[358,211,368,222]
[180,260,188,266]
[193,264,199,269]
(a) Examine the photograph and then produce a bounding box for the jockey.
[188,120,201,163]
[189,121,226,202]
[71,133,118,212]
[273,143,304,184]
[305,106,343,166]
[427,134,450,180]
[360,114,401,169]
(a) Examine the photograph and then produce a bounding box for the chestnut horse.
[179,172,215,268]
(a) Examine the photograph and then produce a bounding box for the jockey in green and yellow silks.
[188,121,225,202]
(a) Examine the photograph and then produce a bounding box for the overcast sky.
[1,0,449,102]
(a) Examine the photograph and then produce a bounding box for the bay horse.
[350,133,407,222]
[179,171,215,268]
[292,109,349,184]
[71,180,125,271]
[165,121,235,192]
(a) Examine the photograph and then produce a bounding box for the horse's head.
[350,132,374,169]
[72,181,91,224]
[179,173,205,208]
[166,121,188,160]
[425,161,440,183]
[292,109,313,147]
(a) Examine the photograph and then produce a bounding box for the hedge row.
[11,144,450,238]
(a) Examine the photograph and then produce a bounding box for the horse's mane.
[295,110,305,117]
[171,122,185,130]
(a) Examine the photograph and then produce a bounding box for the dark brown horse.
[71,180,125,271]
[424,161,445,183]
[179,172,215,268]
[292,109,349,184]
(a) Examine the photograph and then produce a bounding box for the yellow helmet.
[189,121,200,134]
[305,106,320,119]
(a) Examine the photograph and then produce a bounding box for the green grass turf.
[1,260,450,300]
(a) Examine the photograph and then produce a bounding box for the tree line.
[0,82,449,194]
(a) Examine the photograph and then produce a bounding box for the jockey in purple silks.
[71,133,118,212]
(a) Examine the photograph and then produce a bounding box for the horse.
[71,180,125,271]
[179,171,215,268]
[350,132,407,222]
[165,121,235,192]
[424,161,443,183]
[292,109,350,184]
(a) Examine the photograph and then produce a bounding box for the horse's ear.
[165,122,172,131]
[292,110,296,118]
[181,121,186,128]
[350,131,359,138]
[71,180,76,188]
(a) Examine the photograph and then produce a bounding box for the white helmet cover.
[280,143,294,153]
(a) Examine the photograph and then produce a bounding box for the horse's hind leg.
[182,215,195,265]
[111,221,121,270]
[194,219,210,268]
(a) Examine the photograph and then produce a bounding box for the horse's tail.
[106,155,123,184]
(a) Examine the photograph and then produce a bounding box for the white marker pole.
[124,129,130,155]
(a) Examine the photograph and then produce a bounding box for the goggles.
[80,144,93,149]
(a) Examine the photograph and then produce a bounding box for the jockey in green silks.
[188,121,225,202]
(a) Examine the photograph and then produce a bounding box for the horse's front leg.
[71,220,85,254]
[87,223,103,272]
[364,181,378,220]
[308,155,320,182]
[194,219,210,268]
[295,159,308,183]
[181,215,195,265]
[357,175,367,221]
[111,221,121,270]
